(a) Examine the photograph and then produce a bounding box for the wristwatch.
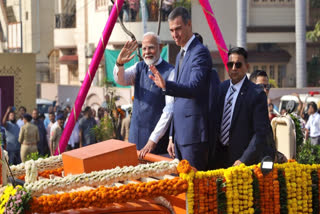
[116,61,124,67]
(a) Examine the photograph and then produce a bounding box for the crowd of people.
[0,103,130,165]
[112,0,176,22]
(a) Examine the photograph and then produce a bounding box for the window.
[277,65,286,87]
[96,0,107,11]
[261,65,267,72]
[25,11,28,20]
[270,65,275,79]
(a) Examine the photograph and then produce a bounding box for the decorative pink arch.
[55,0,125,155]
[56,0,228,155]
[198,0,229,70]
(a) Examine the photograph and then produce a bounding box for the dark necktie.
[177,49,185,79]
[220,85,236,146]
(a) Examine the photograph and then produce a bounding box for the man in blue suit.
[212,47,271,168]
[150,7,212,170]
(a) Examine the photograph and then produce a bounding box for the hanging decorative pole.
[55,0,124,155]
[198,0,229,71]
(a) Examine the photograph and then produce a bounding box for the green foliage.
[307,56,320,87]
[288,113,320,164]
[296,140,320,164]
[311,170,319,214]
[92,116,115,142]
[278,169,288,214]
[216,178,227,214]
[307,21,320,42]
[252,171,261,214]
[92,88,120,142]
[269,79,278,88]
[289,114,304,151]
[174,0,191,11]
[26,152,48,161]
[310,0,320,8]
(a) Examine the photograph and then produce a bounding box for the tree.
[307,21,320,42]
[307,0,320,41]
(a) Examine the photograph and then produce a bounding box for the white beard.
[144,57,157,66]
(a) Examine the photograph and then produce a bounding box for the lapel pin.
[241,92,244,95]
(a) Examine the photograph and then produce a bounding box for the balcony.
[110,0,191,22]
[55,13,76,28]
[54,28,76,48]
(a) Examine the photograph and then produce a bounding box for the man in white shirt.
[305,102,320,145]
[113,32,174,158]
[16,106,26,128]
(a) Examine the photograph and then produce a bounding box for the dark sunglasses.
[257,84,271,90]
[227,61,242,69]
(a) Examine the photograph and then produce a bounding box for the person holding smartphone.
[2,106,21,164]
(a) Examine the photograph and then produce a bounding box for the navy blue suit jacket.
[165,37,212,146]
[213,77,271,168]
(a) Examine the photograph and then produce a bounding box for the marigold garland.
[273,168,281,214]
[179,160,195,214]
[10,155,63,177]
[180,161,320,214]
[252,167,261,214]
[224,164,254,214]
[25,159,179,196]
[30,177,188,213]
[177,160,192,174]
[5,159,320,213]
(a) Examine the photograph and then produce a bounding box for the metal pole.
[295,0,307,88]
[237,0,247,49]
[140,0,147,33]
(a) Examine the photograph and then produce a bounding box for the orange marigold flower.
[177,160,192,174]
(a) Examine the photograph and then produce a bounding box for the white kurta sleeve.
[113,62,138,86]
[149,69,175,143]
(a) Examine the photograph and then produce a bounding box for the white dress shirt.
[17,118,24,128]
[306,112,320,137]
[113,57,175,144]
[64,117,80,147]
[181,34,195,53]
[223,76,246,123]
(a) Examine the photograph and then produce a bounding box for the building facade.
[0,0,319,110]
